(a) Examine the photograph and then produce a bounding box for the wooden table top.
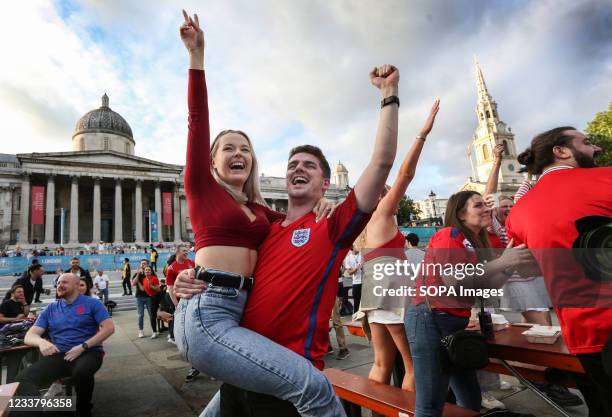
[486,325,585,373]
[0,344,36,355]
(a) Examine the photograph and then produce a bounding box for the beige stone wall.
[73,132,134,155]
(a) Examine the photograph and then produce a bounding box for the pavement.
[0,272,589,417]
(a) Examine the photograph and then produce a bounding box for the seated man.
[15,273,115,417]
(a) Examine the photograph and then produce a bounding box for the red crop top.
[184,70,285,251]
[363,229,406,262]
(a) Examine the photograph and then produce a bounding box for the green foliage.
[397,196,421,226]
[586,102,612,167]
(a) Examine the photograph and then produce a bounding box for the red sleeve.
[261,206,286,223]
[505,214,524,246]
[327,190,371,248]
[166,265,177,286]
[184,69,213,197]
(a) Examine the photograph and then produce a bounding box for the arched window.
[482,144,490,160]
[104,137,109,151]
[485,110,491,119]
[503,140,509,155]
[480,113,484,120]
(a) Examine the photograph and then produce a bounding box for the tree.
[586,102,612,167]
[397,196,421,226]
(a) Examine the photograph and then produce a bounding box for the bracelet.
[381,95,400,108]
[416,134,426,141]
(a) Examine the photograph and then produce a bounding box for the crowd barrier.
[0,252,196,276]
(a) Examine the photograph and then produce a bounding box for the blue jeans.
[174,283,345,417]
[136,296,152,331]
[404,303,481,417]
[98,288,109,305]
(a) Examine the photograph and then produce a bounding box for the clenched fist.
[370,65,400,93]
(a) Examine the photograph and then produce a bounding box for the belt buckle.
[237,276,245,291]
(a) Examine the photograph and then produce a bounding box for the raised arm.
[484,144,504,196]
[377,100,440,216]
[352,65,400,213]
[181,10,212,196]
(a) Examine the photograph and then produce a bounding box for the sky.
[0,0,610,200]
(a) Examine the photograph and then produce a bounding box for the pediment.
[18,151,182,171]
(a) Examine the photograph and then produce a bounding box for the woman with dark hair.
[405,190,533,417]
[79,277,92,296]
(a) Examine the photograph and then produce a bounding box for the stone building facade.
[0,95,349,248]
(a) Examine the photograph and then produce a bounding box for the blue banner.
[150,211,159,242]
[0,252,196,276]
[0,257,28,276]
[399,226,442,247]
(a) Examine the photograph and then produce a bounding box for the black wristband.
[381,95,400,108]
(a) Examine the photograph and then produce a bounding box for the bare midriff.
[195,246,258,278]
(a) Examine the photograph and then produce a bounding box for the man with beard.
[506,127,612,416]
[15,273,115,417]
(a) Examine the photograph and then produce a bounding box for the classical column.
[173,183,181,243]
[114,178,123,244]
[92,177,101,243]
[154,181,162,242]
[18,174,30,245]
[134,179,144,244]
[44,175,55,244]
[68,176,79,244]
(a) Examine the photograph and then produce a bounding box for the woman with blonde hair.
[174,10,346,417]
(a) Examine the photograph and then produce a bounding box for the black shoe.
[532,382,583,407]
[34,299,42,303]
[336,349,350,360]
[185,368,200,382]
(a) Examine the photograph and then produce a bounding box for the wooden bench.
[0,382,19,417]
[324,368,479,417]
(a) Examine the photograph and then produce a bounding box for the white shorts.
[367,309,403,325]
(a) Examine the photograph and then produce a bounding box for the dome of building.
[73,94,133,140]
[72,94,135,155]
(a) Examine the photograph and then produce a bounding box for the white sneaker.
[43,382,64,398]
[167,337,176,345]
[151,332,159,339]
[138,330,144,338]
[481,391,505,409]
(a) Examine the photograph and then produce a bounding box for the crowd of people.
[0,9,608,417]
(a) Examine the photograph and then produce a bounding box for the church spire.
[473,58,499,125]
[474,58,489,98]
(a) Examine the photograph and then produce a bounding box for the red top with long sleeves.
[184,70,284,251]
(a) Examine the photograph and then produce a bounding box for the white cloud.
[1,0,610,200]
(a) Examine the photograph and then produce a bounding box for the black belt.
[195,267,254,291]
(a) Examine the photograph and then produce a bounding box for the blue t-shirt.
[34,295,110,353]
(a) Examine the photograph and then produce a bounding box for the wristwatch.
[381,95,400,108]
[81,342,89,350]
[502,267,514,277]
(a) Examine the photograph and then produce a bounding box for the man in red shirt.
[176,64,401,416]
[165,245,195,306]
[506,126,612,415]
